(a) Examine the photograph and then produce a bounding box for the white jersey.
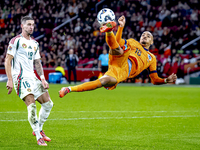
[7,34,40,77]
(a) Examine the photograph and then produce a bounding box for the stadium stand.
[0,0,200,83]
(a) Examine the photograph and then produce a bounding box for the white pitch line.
[0,115,198,122]
[0,110,199,113]
[55,110,200,113]
[0,111,27,113]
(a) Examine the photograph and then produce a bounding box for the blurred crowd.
[0,0,200,82]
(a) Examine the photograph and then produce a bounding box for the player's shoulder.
[148,51,157,62]
[9,34,21,44]
[31,38,39,45]
[149,51,156,58]
[127,38,138,42]
[127,38,140,45]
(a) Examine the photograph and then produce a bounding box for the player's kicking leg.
[32,92,53,142]
[59,22,122,98]
[24,94,47,146]
[100,21,116,33]
[59,75,117,98]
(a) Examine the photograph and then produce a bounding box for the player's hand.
[118,15,126,27]
[166,73,177,83]
[41,79,49,89]
[6,79,13,94]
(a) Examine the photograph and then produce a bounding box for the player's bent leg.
[24,94,47,146]
[106,32,123,55]
[35,92,53,142]
[109,47,124,55]
[99,75,117,87]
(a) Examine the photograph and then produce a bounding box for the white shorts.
[13,75,48,100]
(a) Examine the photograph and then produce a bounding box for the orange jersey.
[105,26,165,90]
[116,26,165,84]
[116,26,157,77]
[122,38,157,78]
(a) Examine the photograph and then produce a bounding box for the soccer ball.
[97,8,115,25]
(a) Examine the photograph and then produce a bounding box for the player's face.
[22,20,34,35]
[139,31,153,47]
[69,49,74,54]
[103,49,107,54]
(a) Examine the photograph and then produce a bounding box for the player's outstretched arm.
[118,15,126,27]
[34,59,49,89]
[149,73,177,85]
[5,54,14,94]
[148,59,177,85]
[116,15,126,45]
[165,73,177,83]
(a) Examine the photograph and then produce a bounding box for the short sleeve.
[7,38,18,57]
[34,43,41,60]
[98,55,102,61]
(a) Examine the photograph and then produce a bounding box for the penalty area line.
[0,115,198,122]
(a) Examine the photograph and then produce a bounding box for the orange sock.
[70,79,102,92]
[106,32,119,49]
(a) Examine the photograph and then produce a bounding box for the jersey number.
[28,52,33,60]
[23,81,30,89]
[135,48,141,56]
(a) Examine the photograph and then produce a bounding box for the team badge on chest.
[22,43,27,48]
[148,54,152,61]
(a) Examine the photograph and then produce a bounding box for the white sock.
[35,130,42,140]
[68,87,71,92]
[27,103,42,140]
[38,100,53,131]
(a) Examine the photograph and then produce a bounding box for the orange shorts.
[104,51,137,90]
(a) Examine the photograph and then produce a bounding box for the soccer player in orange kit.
[59,15,177,97]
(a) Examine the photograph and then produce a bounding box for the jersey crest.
[148,54,152,61]
[22,43,27,48]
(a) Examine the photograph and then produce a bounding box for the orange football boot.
[100,21,116,33]
[59,87,70,98]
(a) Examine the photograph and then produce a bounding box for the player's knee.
[99,76,117,86]
[109,47,123,55]
[99,78,108,86]
[42,100,54,110]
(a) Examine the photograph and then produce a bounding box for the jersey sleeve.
[7,38,18,57]
[116,26,125,47]
[148,58,157,74]
[98,55,102,61]
[34,43,41,60]
[148,58,165,85]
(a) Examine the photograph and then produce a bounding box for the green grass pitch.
[0,82,200,150]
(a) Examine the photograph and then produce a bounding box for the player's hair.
[21,16,34,24]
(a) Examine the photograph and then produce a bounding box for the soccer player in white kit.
[5,16,53,146]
